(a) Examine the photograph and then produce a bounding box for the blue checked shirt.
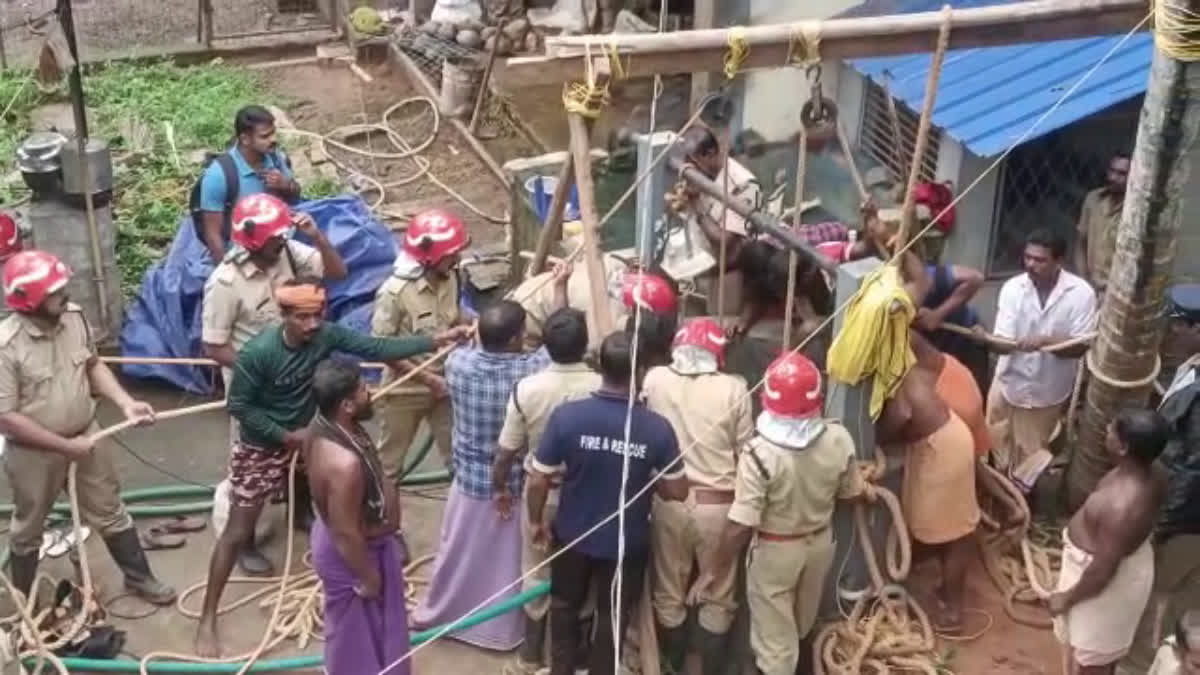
[446,346,551,499]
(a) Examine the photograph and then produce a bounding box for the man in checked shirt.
[411,299,550,650]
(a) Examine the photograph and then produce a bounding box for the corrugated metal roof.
[841,0,1151,157]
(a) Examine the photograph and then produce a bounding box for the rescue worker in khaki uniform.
[0,251,177,604]
[622,272,680,369]
[691,352,864,675]
[513,251,632,353]
[202,193,346,574]
[677,125,762,318]
[643,317,753,674]
[202,193,347,386]
[491,299,598,675]
[372,209,469,480]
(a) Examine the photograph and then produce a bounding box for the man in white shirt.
[984,229,1097,475]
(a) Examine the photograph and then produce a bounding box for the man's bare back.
[878,366,951,446]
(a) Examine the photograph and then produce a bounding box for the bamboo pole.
[497,0,1145,86]
[782,126,808,350]
[567,113,616,344]
[467,0,509,136]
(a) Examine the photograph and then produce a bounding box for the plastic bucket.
[524,175,581,224]
[439,57,482,118]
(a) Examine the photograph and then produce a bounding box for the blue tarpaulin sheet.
[118,195,397,394]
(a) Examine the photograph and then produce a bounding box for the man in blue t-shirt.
[197,105,301,261]
[528,331,688,675]
[915,262,990,394]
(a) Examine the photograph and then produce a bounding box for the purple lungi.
[311,517,412,675]
[412,481,524,650]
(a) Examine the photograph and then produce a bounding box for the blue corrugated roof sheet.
[841,0,1152,157]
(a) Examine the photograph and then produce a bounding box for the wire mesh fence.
[0,0,337,69]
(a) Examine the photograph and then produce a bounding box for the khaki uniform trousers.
[4,423,132,556]
[378,392,452,482]
[746,528,836,675]
[522,478,560,621]
[651,495,738,633]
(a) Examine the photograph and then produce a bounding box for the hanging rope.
[782,125,809,350]
[895,5,953,252]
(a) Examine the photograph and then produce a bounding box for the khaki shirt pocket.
[18,365,54,408]
[412,311,439,336]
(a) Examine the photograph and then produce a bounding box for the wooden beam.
[527,160,577,277]
[567,113,616,343]
[496,0,1145,87]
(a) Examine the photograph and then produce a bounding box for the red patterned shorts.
[228,442,302,508]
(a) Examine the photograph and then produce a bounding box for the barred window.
[859,79,940,184]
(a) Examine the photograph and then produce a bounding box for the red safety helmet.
[912,181,956,234]
[673,317,728,365]
[0,213,21,262]
[761,352,823,418]
[404,209,469,266]
[231,194,293,251]
[622,272,677,314]
[3,250,71,313]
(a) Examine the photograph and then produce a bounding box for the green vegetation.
[1,61,339,298]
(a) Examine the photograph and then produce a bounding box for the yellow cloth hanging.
[827,264,917,420]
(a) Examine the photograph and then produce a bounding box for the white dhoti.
[1053,529,1154,667]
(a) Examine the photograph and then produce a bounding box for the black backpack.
[188,152,238,247]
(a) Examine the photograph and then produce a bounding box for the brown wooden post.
[566,113,616,344]
[526,160,577,277]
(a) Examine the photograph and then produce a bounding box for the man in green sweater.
[194,279,471,657]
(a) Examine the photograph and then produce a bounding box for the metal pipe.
[213,24,335,41]
[58,0,112,332]
[665,155,837,273]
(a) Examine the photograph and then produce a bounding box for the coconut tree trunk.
[1065,10,1200,511]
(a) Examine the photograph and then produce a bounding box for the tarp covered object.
[119,196,397,394]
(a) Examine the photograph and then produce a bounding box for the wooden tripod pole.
[527,159,578,277]
[567,112,616,344]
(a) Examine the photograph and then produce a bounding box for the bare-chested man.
[1049,408,1169,674]
[877,343,980,632]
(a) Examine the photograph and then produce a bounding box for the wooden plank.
[496,0,1145,87]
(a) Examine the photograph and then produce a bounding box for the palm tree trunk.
[1065,11,1200,511]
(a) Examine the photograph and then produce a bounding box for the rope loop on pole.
[1154,0,1200,62]
[723,27,750,79]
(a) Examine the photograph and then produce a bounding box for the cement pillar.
[822,256,900,614]
[632,130,674,268]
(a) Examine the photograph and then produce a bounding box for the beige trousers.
[4,423,132,555]
[746,528,836,675]
[651,495,738,633]
[377,393,452,482]
[984,385,1065,474]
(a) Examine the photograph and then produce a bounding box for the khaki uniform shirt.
[1076,187,1122,291]
[641,366,753,491]
[202,241,324,382]
[371,273,459,380]
[727,424,862,535]
[0,305,97,440]
[688,159,761,258]
[496,361,602,475]
[514,253,629,350]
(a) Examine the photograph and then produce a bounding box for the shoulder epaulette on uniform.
[212,263,237,285]
[0,315,20,346]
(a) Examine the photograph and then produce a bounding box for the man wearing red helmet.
[691,352,864,675]
[0,212,21,263]
[622,271,680,368]
[371,208,470,481]
[0,250,177,605]
[642,317,753,674]
[513,253,632,353]
[202,193,346,573]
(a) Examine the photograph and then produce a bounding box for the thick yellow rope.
[723,27,749,80]
[787,22,822,66]
[562,40,627,118]
[1154,0,1200,62]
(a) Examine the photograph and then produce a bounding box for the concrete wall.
[736,0,861,142]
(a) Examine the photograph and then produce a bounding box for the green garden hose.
[41,582,550,672]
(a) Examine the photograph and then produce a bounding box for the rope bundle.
[1154,0,1200,62]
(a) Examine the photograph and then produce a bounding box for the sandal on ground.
[138,526,186,551]
[155,515,207,534]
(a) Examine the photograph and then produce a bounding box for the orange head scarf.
[274,283,326,313]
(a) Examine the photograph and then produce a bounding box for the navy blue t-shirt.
[924,263,979,327]
[534,391,683,560]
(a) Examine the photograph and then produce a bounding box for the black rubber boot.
[697,627,731,675]
[514,614,547,671]
[657,622,688,675]
[8,550,39,600]
[576,613,594,672]
[103,529,177,605]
